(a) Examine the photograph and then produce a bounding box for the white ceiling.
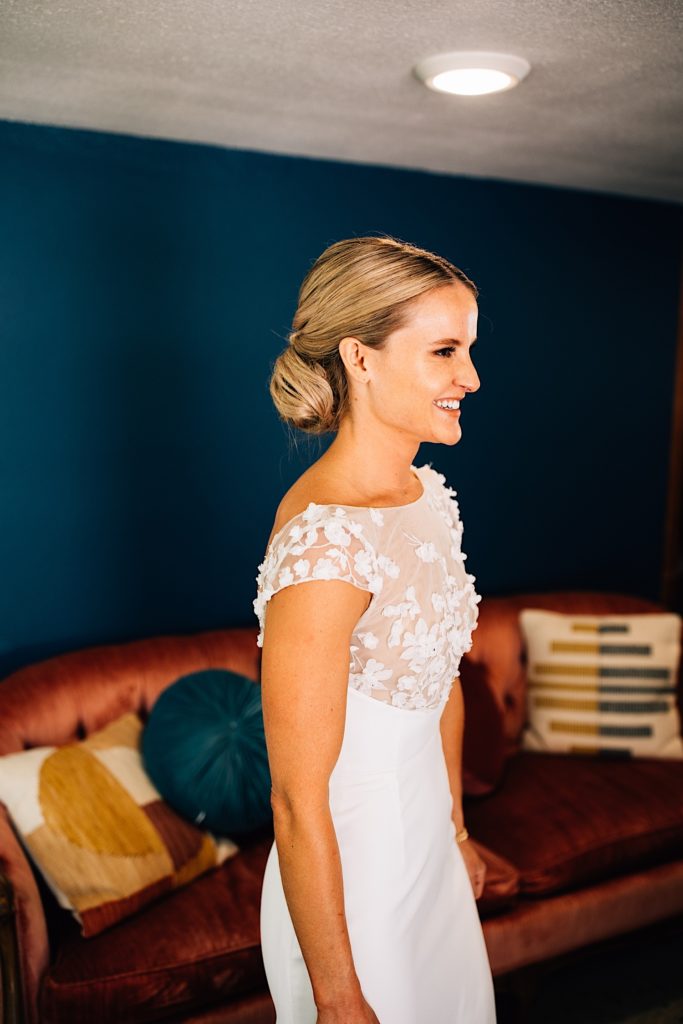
[1,0,682,205]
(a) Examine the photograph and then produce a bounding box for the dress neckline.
[265,465,428,555]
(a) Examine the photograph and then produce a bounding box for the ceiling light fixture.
[413,50,531,96]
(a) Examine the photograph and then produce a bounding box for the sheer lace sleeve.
[253,503,384,648]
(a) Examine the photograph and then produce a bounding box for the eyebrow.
[430,337,478,346]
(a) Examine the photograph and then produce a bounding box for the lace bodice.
[253,463,481,711]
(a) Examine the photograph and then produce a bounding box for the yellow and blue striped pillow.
[520,610,683,759]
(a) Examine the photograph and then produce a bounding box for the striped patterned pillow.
[519,610,683,759]
[0,712,239,936]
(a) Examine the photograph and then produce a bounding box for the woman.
[253,234,497,1024]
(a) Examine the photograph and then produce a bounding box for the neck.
[321,418,420,501]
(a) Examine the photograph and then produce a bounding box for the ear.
[338,336,372,385]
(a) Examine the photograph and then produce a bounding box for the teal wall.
[1,120,681,678]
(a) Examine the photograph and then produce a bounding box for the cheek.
[378,361,422,397]
[424,357,450,385]
[373,357,440,408]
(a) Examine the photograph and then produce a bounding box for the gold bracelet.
[455,826,469,844]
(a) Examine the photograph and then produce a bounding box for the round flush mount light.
[413,50,531,96]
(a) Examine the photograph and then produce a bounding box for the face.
[341,283,480,446]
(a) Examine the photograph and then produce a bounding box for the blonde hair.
[269,233,478,436]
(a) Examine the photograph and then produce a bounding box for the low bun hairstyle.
[269,234,478,435]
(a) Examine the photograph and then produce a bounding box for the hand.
[459,838,487,899]
[316,993,381,1023]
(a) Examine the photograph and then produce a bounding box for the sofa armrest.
[0,809,49,1024]
[0,866,25,1024]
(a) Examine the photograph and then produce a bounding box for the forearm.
[272,801,364,1012]
[439,675,465,831]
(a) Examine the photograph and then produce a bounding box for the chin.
[427,427,462,445]
[440,423,463,444]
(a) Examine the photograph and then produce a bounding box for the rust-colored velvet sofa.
[1,590,682,1024]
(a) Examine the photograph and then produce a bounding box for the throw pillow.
[519,609,683,759]
[0,712,239,937]
[142,668,272,836]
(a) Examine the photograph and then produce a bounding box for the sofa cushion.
[519,609,683,759]
[0,712,239,937]
[40,834,273,1024]
[467,838,521,918]
[463,750,683,896]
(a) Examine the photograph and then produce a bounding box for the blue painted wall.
[1,119,681,678]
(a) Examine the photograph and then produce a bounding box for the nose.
[454,360,480,396]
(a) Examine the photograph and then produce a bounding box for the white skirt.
[259,685,497,1024]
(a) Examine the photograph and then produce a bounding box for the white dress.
[253,463,497,1024]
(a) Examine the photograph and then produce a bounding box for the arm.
[440,676,488,899]
[260,576,373,1015]
[439,675,465,832]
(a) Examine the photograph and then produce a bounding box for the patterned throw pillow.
[519,609,683,759]
[0,712,239,937]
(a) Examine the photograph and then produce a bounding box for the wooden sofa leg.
[0,870,25,1024]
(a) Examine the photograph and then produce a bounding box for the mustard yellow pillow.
[0,712,239,936]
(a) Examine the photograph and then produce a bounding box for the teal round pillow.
[142,669,271,836]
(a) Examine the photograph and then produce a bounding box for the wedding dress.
[253,462,497,1023]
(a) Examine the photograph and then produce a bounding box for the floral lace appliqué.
[253,464,482,712]
[254,504,382,648]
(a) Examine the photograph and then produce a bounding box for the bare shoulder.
[266,461,424,549]
[263,467,374,622]
[266,467,343,549]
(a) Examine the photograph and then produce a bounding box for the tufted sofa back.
[2,594,678,765]
[0,629,262,757]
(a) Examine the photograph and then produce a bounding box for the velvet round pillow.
[142,669,272,836]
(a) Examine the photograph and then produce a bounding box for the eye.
[434,346,456,358]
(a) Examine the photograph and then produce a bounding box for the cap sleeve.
[253,503,384,648]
